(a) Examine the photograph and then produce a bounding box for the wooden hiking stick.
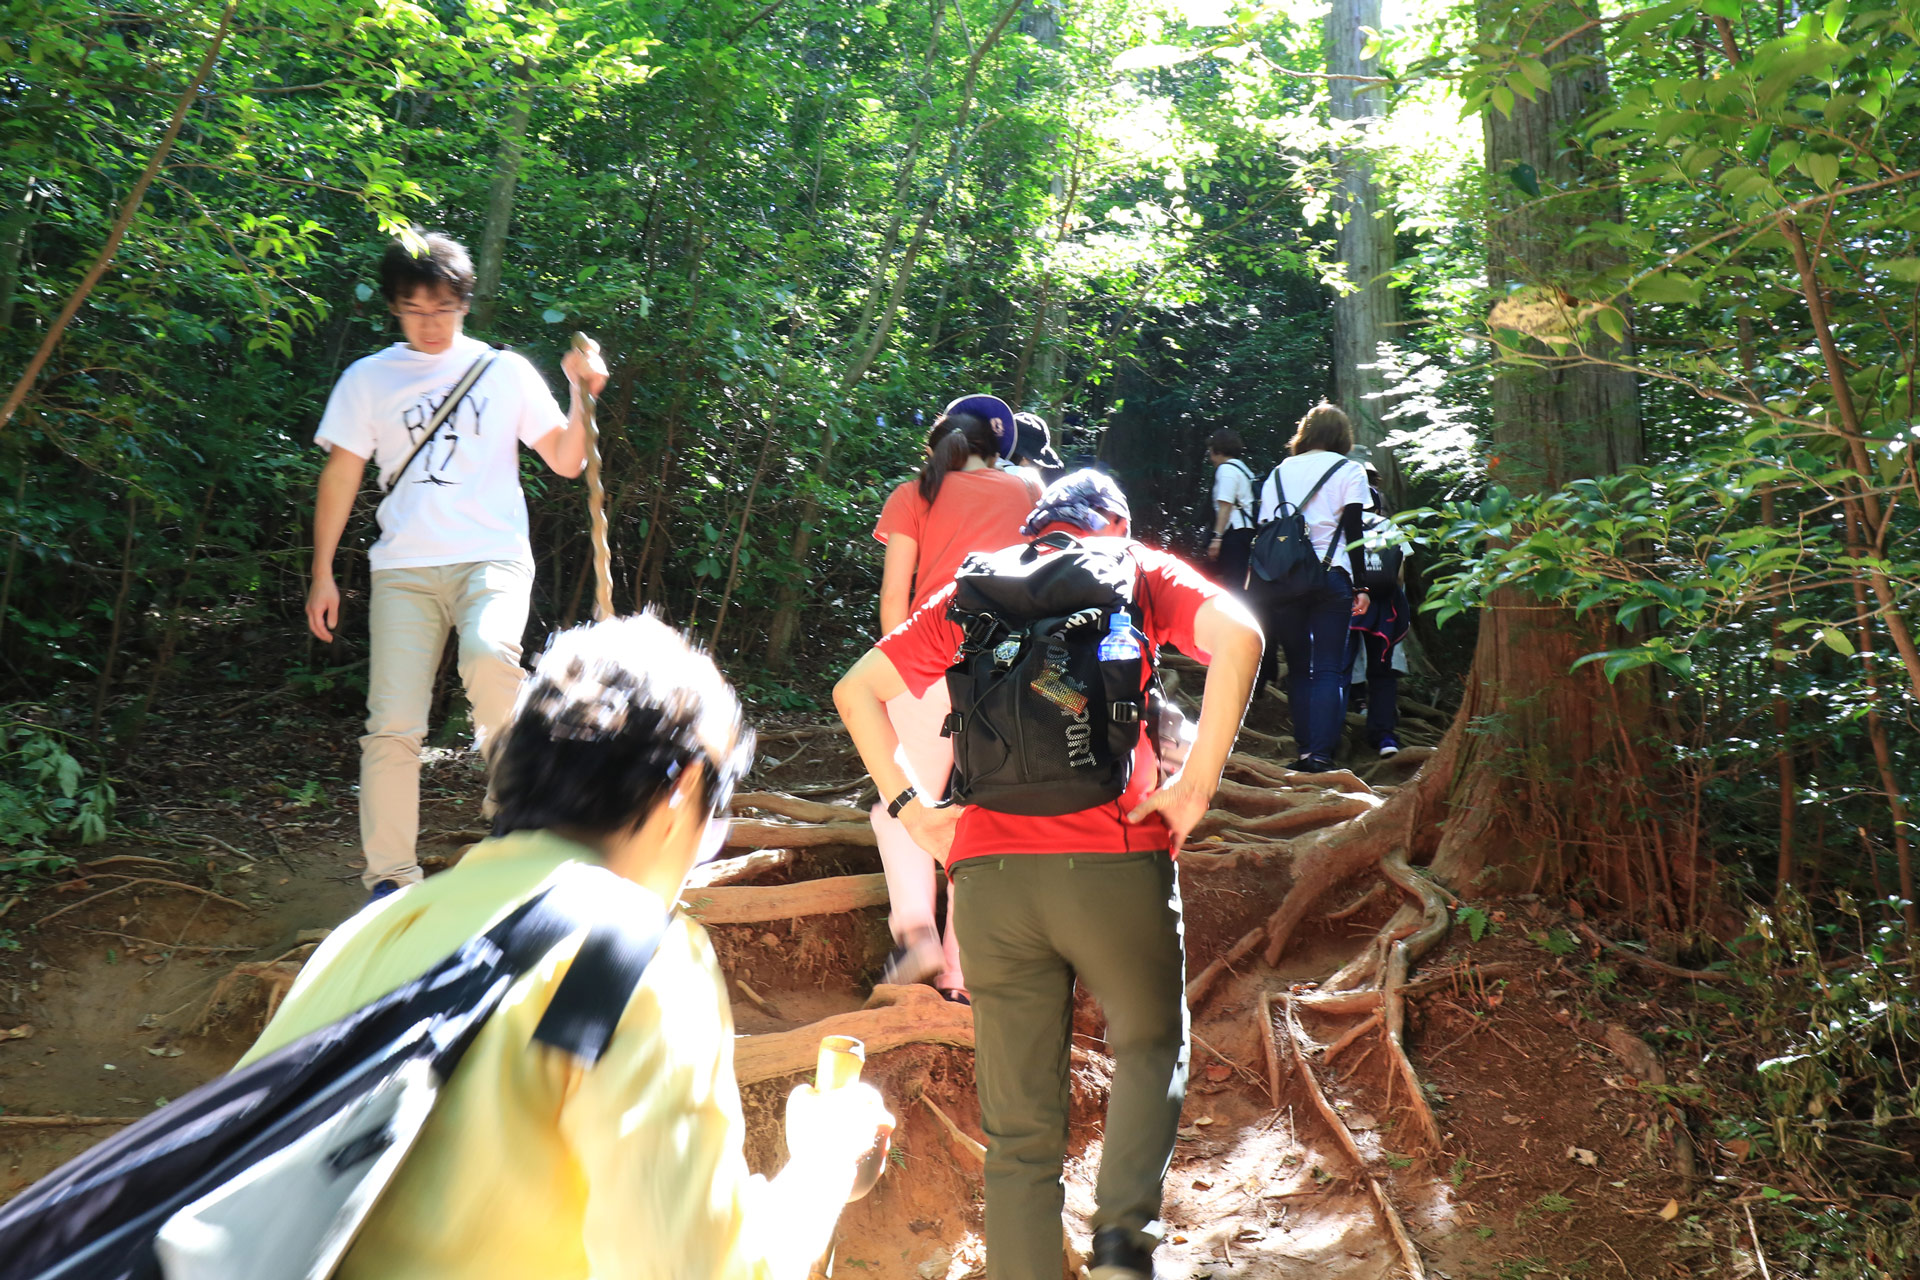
[573,331,614,622]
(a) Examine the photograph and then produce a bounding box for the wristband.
[887,786,918,819]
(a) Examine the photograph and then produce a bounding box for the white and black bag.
[0,863,665,1280]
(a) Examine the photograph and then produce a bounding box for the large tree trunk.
[1418,4,1706,927]
[470,87,533,332]
[1325,0,1402,500]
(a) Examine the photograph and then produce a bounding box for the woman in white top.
[1205,429,1258,590]
[1252,403,1372,771]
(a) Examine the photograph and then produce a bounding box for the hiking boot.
[880,927,943,987]
[1088,1226,1154,1280]
[1378,736,1401,758]
[368,879,405,904]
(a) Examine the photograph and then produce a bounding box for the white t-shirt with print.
[1256,451,1370,560]
[315,335,567,572]
[1211,460,1257,531]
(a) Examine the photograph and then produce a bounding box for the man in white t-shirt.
[304,229,609,896]
[1204,429,1257,590]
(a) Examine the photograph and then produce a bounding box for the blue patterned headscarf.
[1022,468,1131,536]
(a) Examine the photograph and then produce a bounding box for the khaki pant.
[360,561,531,888]
[952,850,1188,1279]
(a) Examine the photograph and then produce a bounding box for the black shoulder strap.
[1294,457,1353,514]
[378,350,500,493]
[485,864,671,1067]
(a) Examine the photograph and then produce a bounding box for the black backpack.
[1248,457,1356,598]
[0,863,664,1280]
[941,533,1159,817]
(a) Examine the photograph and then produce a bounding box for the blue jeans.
[1263,570,1354,761]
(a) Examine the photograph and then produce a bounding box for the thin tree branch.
[0,0,240,433]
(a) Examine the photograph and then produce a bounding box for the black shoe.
[1088,1227,1153,1280]
[1285,756,1337,774]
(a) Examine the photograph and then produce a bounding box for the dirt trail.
[2,708,1702,1280]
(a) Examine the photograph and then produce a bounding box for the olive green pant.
[952,850,1189,1280]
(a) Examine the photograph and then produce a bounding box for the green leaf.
[1819,626,1855,655]
[1517,57,1550,93]
[1632,271,1698,305]
[1803,151,1841,191]
[1491,83,1515,118]
[1886,258,1920,283]
[542,308,568,324]
[1507,162,1540,198]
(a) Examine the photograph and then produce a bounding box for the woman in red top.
[869,395,1041,1001]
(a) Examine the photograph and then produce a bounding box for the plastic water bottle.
[1097,610,1142,663]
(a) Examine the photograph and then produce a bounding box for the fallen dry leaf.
[1204,1064,1233,1083]
[1194,1116,1214,1126]
[1724,1138,1751,1162]
[1658,1198,1681,1221]
[1348,1112,1379,1131]
[1567,1146,1598,1166]
[2,1024,35,1042]
[1502,1114,1526,1125]
[1176,1126,1202,1140]
[1191,1178,1213,1190]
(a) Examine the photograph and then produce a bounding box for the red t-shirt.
[876,530,1223,862]
[874,468,1043,613]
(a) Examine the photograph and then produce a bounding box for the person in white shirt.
[1204,429,1257,590]
[1252,404,1371,772]
[304,229,609,897]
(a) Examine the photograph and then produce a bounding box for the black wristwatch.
[887,786,919,819]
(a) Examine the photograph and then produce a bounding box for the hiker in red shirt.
[834,471,1263,1280]
[870,394,1042,1002]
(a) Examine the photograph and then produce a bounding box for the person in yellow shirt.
[240,613,891,1280]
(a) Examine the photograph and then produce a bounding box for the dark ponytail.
[917,412,999,503]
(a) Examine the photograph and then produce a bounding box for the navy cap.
[1012,412,1064,469]
[943,394,1017,458]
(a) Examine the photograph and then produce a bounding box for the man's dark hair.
[380,228,477,306]
[1208,430,1244,458]
[492,614,754,838]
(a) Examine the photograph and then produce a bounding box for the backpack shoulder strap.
[378,349,500,493]
[1297,457,1354,511]
[486,863,671,1067]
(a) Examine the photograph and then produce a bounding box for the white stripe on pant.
[359,560,531,889]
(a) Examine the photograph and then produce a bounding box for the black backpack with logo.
[1248,457,1356,598]
[941,533,1159,817]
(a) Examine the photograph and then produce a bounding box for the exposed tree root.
[1185,926,1266,1010]
[922,1096,986,1165]
[683,873,889,924]
[732,792,869,825]
[38,877,252,926]
[1192,792,1379,842]
[1274,997,1427,1280]
[725,818,878,849]
[1602,1023,1699,1182]
[732,984,975,1085]
[1574,922,1730,982]
[1322,1011,1381,1064]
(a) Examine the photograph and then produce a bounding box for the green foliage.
[1456,903,1492,942]
[0,709,114,862]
